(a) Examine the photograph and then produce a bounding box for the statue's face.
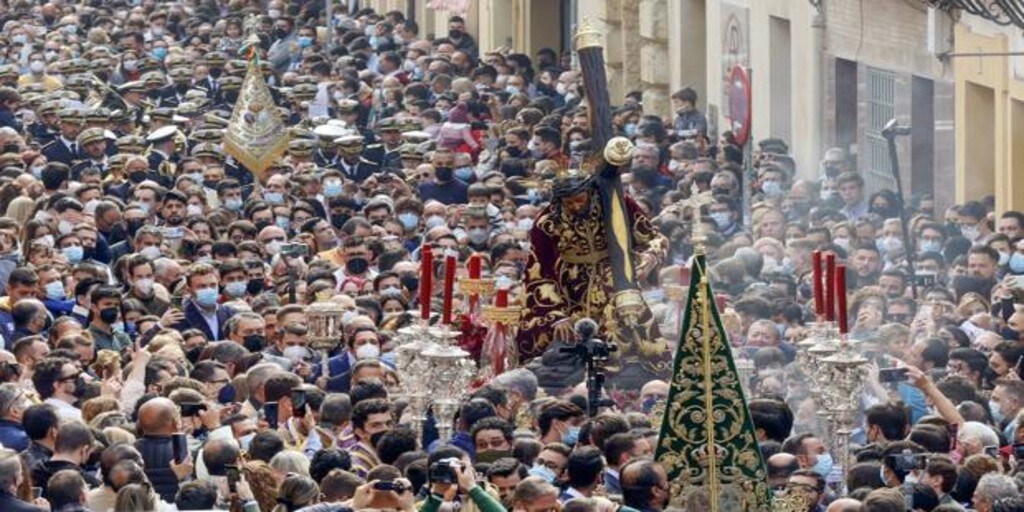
[563,191,590,216]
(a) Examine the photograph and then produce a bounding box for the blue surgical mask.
[62,246,84,264]
[918,239,942,254]
[275,216,291,230]
[264,192,284,205]
[398,212,419,230]
[454,166,474,182]
[44,281,65,301]
[710,212,732,231]
[562,425,580,446]
[761,180,783,198]
[298,36,313,48]
[151,47,167,60]
[505,85,520,95]
[623,123,637,137]
[224,198,243,211]
[194,287,219,308]
[812,452,833,477]
[1010,253,1024,274]
[324,182,343,198]
[529,464,557,483]
[239,432,255,451]
[224,281,247,299]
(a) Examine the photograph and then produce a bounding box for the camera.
[889,452,926,473]
[280,243,309,257]
[559,318,617,363]
[180,402,207,417]
[878,368,909,383]
[428,458,461,484]
[373,480,408,493]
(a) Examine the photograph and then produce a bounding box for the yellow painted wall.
[953,21,1024,213]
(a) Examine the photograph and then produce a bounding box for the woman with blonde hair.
[5,195,35,226]
[271,474,319,512]
[114,482,157,512]
[80,395,119,423]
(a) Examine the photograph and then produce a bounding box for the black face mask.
[331,214,350,229]
[434,167,453,182]
[254,220,271,232]
[448,29,463,39]
[346,257,369,275]
[243,334,266,353]
[99,307,119,324]
[73,376,87,398]
[147,89,162,99]
[369,429,389,448]
[223,91,238,104]
[273,28,288,40]
[128,171,148,184]
[185,344,204,364]
[125,219,146,239]
[209,68,223,79]
[400,274,419,293]
[246,278,265,295]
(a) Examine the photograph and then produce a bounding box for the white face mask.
[355,343,381,360]
[282,345,309,363]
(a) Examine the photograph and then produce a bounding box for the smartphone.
[878,367,910,383]
[949,423,958,451]
[31,486,41,500]
[1001,297,1016,322]
[226,464,240,494]
[913,272,937,287]
[180,402,206,417]
[368,482,403,509]
[1010,275,1024,290]
[291,388,307,418]
[263,402,279,429]
[985,445,999,458]
[171,433,188,464]
[163,226,185,239]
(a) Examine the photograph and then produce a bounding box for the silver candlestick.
[393,324,440,440]
[820,340,867,491]
[421,328,476,444]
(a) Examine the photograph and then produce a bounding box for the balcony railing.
[926,0,1024,29]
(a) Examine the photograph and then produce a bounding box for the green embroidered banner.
[654,253,771,511]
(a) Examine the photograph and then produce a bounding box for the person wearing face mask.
[878,441,928,489]
[471,417,515,465]
[781,433,833,481]
[85,286,131,353]
[446,15,479,58]
[324,326,386,393]
[18,51,62,92]
[170,263,237,342]
[420,149,469,205]
[538,400,584,446]
[267,17,299,74]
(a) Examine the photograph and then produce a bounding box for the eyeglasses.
[58,373,81,382]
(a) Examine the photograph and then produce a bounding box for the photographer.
[422,446,504,512]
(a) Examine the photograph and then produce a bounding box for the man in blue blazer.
[171,263,236,341]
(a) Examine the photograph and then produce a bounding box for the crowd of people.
[0,1,1018,512]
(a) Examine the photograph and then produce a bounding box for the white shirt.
[198,306,219,340]
[45,397,81,421]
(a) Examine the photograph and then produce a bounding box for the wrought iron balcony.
[926,0,1024,29]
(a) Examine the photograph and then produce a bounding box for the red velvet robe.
[517,193,671,378]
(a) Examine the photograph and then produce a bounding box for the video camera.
[559,318,617,363]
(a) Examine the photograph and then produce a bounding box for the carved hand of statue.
[603,136,634,167]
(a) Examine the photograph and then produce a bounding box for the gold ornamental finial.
[685,183,715,254]
[573,17,602,51]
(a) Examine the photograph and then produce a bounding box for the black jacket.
[0,489,45,512]
[31,460,100,500]
[135,435,179,503]
[20,442,52,474]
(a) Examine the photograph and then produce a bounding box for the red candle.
[824,253,836,322]
[420,245,433,320]
[467,253,482,311]
[442,251,457,325]
[836,264,848,334]
[496,289,509,308]
[812,251,824,317]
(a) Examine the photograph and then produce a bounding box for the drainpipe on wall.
[809,0,826,178]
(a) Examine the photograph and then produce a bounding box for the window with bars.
[864,67,898,193]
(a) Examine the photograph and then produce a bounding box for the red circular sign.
[727,65,752,146]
